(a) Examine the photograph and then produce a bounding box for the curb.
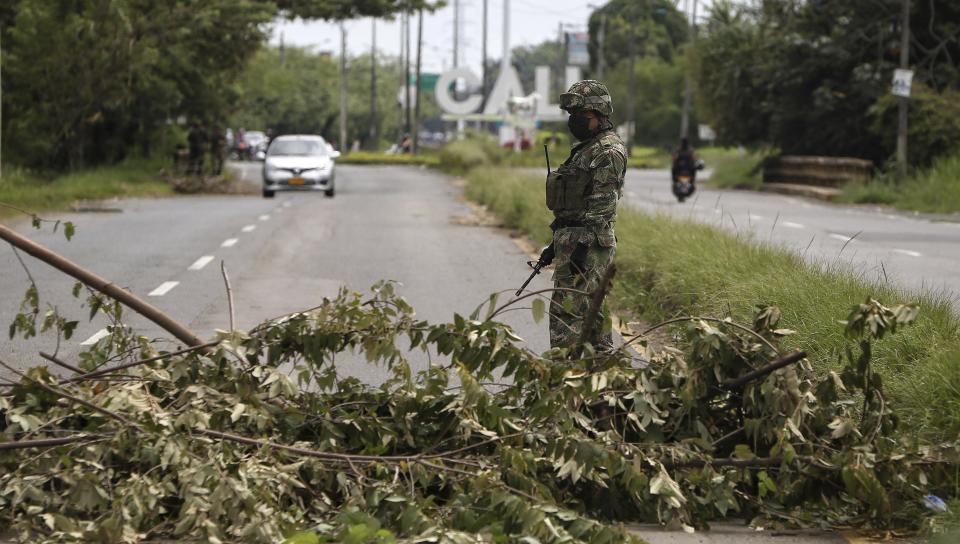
[758,183,840,202]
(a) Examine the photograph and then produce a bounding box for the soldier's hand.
[538,244,555,267]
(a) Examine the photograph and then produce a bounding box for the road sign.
[566,32,590,66]
[892,68,914,98]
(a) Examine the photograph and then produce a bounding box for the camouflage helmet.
[559,80,613,117]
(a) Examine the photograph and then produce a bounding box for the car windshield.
[269,140,325,157]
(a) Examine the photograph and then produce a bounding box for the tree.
[694,0,960,165]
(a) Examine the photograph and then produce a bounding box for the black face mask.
[567,114,595,141]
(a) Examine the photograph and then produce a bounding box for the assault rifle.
[515,145,555,297]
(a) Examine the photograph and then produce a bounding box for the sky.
[271,1,715,77]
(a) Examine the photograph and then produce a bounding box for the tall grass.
[0,158,172,220]
[701,147,766,189]
[465,165,960,441]
[839,153,960,214]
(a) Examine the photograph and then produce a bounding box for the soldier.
[543,80,627,351]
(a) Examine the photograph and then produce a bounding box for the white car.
[261,135,340,198]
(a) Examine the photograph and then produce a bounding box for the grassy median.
[838,153,960,214]
[0,158,172,221]
[464,165,960,441]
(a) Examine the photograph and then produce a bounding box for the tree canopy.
[694,0,960,165]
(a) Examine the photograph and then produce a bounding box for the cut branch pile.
[1,224,957,542]
[1,280,956,543]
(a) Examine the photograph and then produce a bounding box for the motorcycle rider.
[671,138,698,180]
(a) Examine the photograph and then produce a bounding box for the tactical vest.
[545,160,593,212]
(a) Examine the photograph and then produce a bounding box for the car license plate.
[288,177,305,185]
[678,176,691,183]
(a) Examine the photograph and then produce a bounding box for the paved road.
[1,163,551,381]
[624,170,960,306]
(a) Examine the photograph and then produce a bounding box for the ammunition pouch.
[545,165,593,212]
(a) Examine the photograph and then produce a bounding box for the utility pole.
[680,0,698,140]
[482,0,489,109]
[1,30,4,179]
[339,21,348,155]
[369,18,378,150]
[896,0,911,179]
[414,9,424,154]
[597,12,606,80]
[453,0,460,69]
[502,0,511,68]
[626,24,636,156]
[404,11,412,137]
[557,22,565,100]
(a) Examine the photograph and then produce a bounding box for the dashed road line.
[148,281,180,297]
[892,249,922,258]
[241,225,256,233]
[282,201,292,208]
[188,256,215,271]
[258,214,270,221]
[80,329,110,346]
[829,233,854,243]
[782,221,805,229]
[749,214,765,222]
[221,238,239,247]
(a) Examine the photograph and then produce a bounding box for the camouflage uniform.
[546,80,627,350]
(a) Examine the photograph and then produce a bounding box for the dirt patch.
[167,173,257,195]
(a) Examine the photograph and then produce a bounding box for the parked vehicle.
[262,135,340,198]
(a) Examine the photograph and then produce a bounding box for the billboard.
[566,32,590,66]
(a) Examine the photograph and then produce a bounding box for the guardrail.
[763,155,873,187]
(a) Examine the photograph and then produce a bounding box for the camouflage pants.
[549,229,615,350]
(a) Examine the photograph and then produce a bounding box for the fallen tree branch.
[39,352,84,374]
[0,435,109,451]
[0,358,141,431]
[66,341,220,383]
[721,351,807,390]
[221,260,236,331]
[0,225,206,349]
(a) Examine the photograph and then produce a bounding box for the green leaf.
[64,221,76,241]
[531,298,545,324]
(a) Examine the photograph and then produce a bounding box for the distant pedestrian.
[209,127,227,175]
[187,122,208,175]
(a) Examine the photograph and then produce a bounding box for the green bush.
[838,152,960,213]
[464,166,960,441]
[702,148,767,189]
[870,84,960,169]
[338,152,439,167]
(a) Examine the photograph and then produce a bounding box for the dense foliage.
[694,0,960,165]
[230,47,442,150]
[2,268,958,541]
[0,0,441,171]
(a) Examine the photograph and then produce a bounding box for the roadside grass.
[838,153,960,214]
[338,151,440,167]
[0,158,172,221]
[701,147,767,189]
[463,165,960,442]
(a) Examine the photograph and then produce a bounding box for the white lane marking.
[221,238,239,247]
[892,248,922,257]
[148,281,180,297]
[782,221,805,229]
[282,201,292,208]
[829,233,854,243]
[241,225,256,233]
[80,329,110,346]
[749,214,765,221]
[188,255,215,271]
[258,214,270,221]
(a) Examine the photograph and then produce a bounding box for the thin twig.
[487,287,590,321]
[623,316,780,354]
[0,358,141,430]
[0,435,110,451]
[221,260,236,331]
[66,341,220,383]
[39,352,84,374]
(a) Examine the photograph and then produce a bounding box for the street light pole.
[597,12,606,80]
[339,21,348,155]
[369,18,378,151]
[414,9,424,155]
[482,0,489,109]
[680,0,698,140]
[896,0,911,179]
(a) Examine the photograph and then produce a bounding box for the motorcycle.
[671,157,705,203]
